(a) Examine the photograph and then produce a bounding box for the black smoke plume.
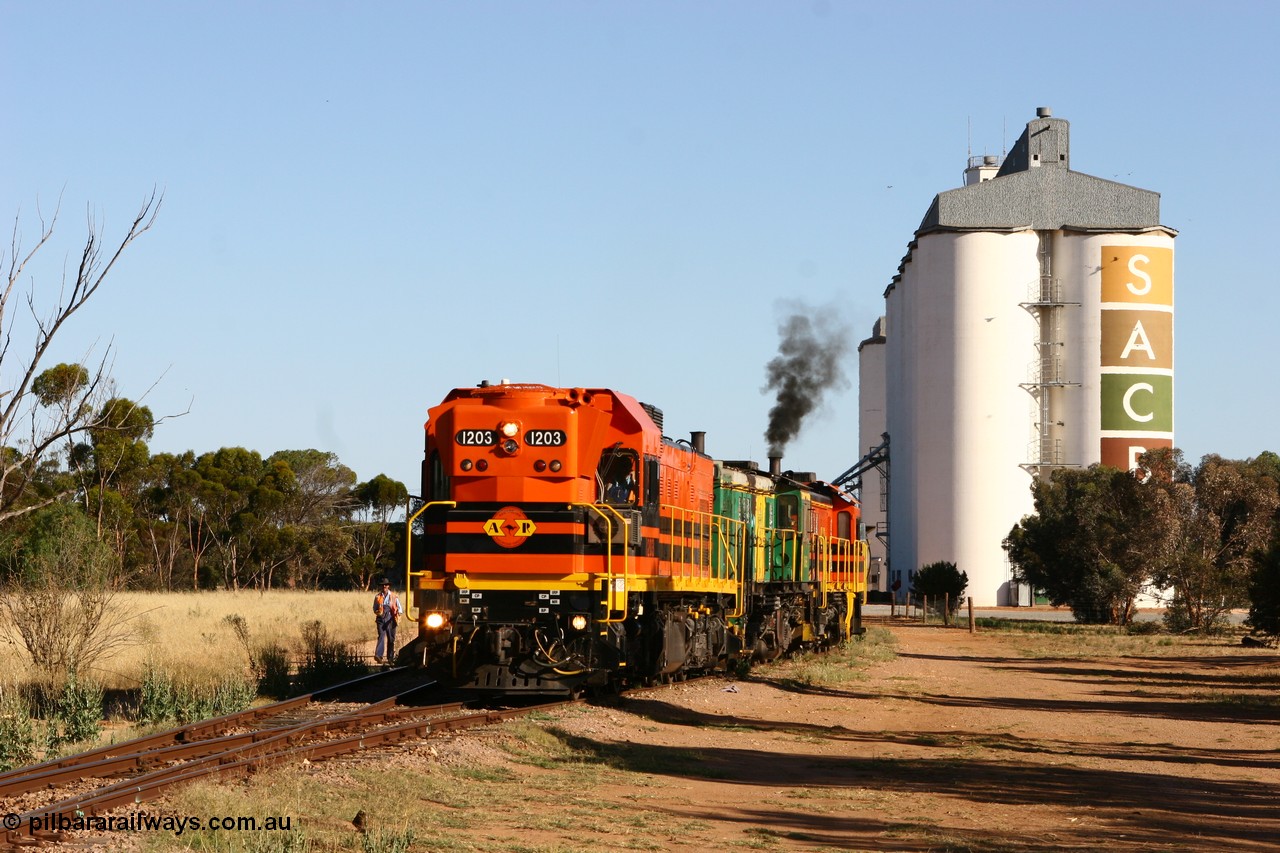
[763,309,851,456]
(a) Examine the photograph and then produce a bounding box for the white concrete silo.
[857,319,888,592]
[1055,232,1175,471]
[861,109,1176,606]
[885,232,1041,604]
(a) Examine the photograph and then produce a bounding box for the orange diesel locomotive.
[405,383,868,694]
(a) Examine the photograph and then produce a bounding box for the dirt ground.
[433,621,1280,852]
[22,620,1279,853]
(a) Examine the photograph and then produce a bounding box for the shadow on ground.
[546,720,1279,852]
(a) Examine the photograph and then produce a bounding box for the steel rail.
[0,694,312,793]
[0,668,427,808]
[0,667,412,795]
[0,697,464,801]
[3,698,569,848]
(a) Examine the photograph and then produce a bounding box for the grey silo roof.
[915,114,1174,236]
[858,316,887,352]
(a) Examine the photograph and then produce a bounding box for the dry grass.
[147,723,715,853]
[0,590,373,693]
[978,622,1257,660]
[769,627,898,688]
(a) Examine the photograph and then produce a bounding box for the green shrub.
[220,612,295,700]
[0,690,39,772]
[137,665,178,726]
[135,666,255,725]
[48,671,103,748]
[295,620,364,693]
[1162,593,1231,635]
[256,641,293,699]
[205,676,256,718]
[911,561,969,613]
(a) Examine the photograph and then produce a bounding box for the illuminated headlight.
[425,612,446,629]
[570,614,588,631]
[500,421,519,438]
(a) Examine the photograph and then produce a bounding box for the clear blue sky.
[3,1,1276,492]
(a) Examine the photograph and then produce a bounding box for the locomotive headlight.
[500,421,519,438]
[425,612,446,629]
[501,438,519,454]
[570,614,588,631]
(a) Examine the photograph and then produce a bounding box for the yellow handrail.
[853,538,869,591]
[820,535,868,593]
[656,504,757,591]
[404,500,457,593]
[818,534,830,607]
[711,516,746,615]
[662,505,729,581]
[573,502,632,622]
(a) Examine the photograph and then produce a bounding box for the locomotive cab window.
[778,495,799,530]
[426,451,450,501]
[838,510,852,541]
[643,456,660,512]
[598,449,639,505]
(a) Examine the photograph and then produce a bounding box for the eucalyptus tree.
[1248,543,1280,639]
[193,447,277,589]
[267,449,357,525]
[136,451,203,589]
[1143,450,1280,632]
[1004,464,1176,624]
[349,473,409,590]
[71,397,155,568]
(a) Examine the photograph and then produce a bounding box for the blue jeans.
[375,618,397,661]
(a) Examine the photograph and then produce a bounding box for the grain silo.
[857,318,888,593]
[863,108,1175,606]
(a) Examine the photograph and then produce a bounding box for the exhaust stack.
[690,431,706,455]
[768,455,782,477]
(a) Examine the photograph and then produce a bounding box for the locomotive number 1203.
[525,429,566,446]
[455,430,496,446]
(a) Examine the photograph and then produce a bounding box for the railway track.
[0,668,572,849]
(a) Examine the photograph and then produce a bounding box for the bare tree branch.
[0,191,162,523]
